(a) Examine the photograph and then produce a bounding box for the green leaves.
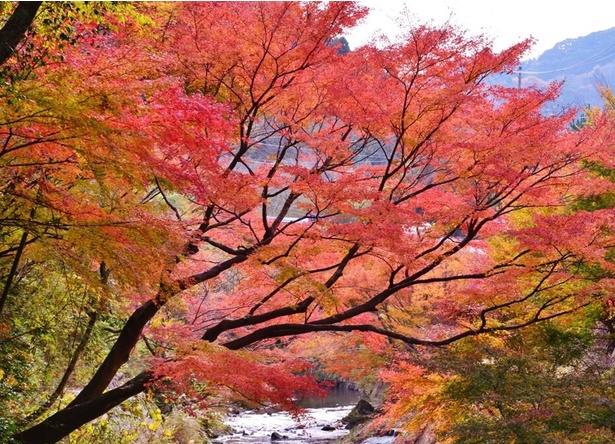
[432,320,615,443]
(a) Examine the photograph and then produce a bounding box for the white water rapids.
[213,405,353,443]
[212,389,396,444]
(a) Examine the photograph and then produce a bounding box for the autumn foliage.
[1,2,615,443]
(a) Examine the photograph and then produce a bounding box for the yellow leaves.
[506,206,539,230]
[147,415,161,431]
[0,2,14,18]
[67,402,176,443]
[377,361,455,437]
[150,408,163,423]
[1,373,16,388]
[121,399,143,416]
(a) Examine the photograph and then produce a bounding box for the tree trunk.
[0,229,28,315]
[12,371,153,444]
[12,258,244,443]
[10,297,162,443]
[0,2,42,67]
[65,299,161,408]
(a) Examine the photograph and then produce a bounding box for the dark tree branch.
[0,2,42,67]
[176,254,248,291]
[202,297,313,342]
[224,252,582,350]
[222,303,585,350]
[248,275,302,316]
[0,207,36,315]
[68,254,248,408]
[14,371,154,444]
[202,243,362,342]
[66,299,160,408]
[154,176,182,221]
[0,229,28,315]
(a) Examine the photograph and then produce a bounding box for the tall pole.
[518,65,522,88]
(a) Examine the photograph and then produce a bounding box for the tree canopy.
[2,2,615,443]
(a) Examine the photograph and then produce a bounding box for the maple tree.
[2,2,615,443]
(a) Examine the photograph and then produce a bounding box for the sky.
[347,0,615,59]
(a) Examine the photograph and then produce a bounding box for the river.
[212,389,396,444]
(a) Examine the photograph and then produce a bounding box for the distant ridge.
[501,27,615,109]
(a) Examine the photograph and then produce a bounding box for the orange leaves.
[375,359,452,437]
[166,2,367,113]
[0,4,241,293]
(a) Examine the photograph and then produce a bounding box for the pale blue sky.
[348,1,615,59]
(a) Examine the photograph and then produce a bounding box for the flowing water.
[212,405,354,443]
[212,388,395,443]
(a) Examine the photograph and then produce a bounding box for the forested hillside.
[499,27,615,110]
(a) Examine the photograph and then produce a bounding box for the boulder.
[270,431,287,441]
[342,399,376,429]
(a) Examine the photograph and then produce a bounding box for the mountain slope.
[500,27,615,110]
